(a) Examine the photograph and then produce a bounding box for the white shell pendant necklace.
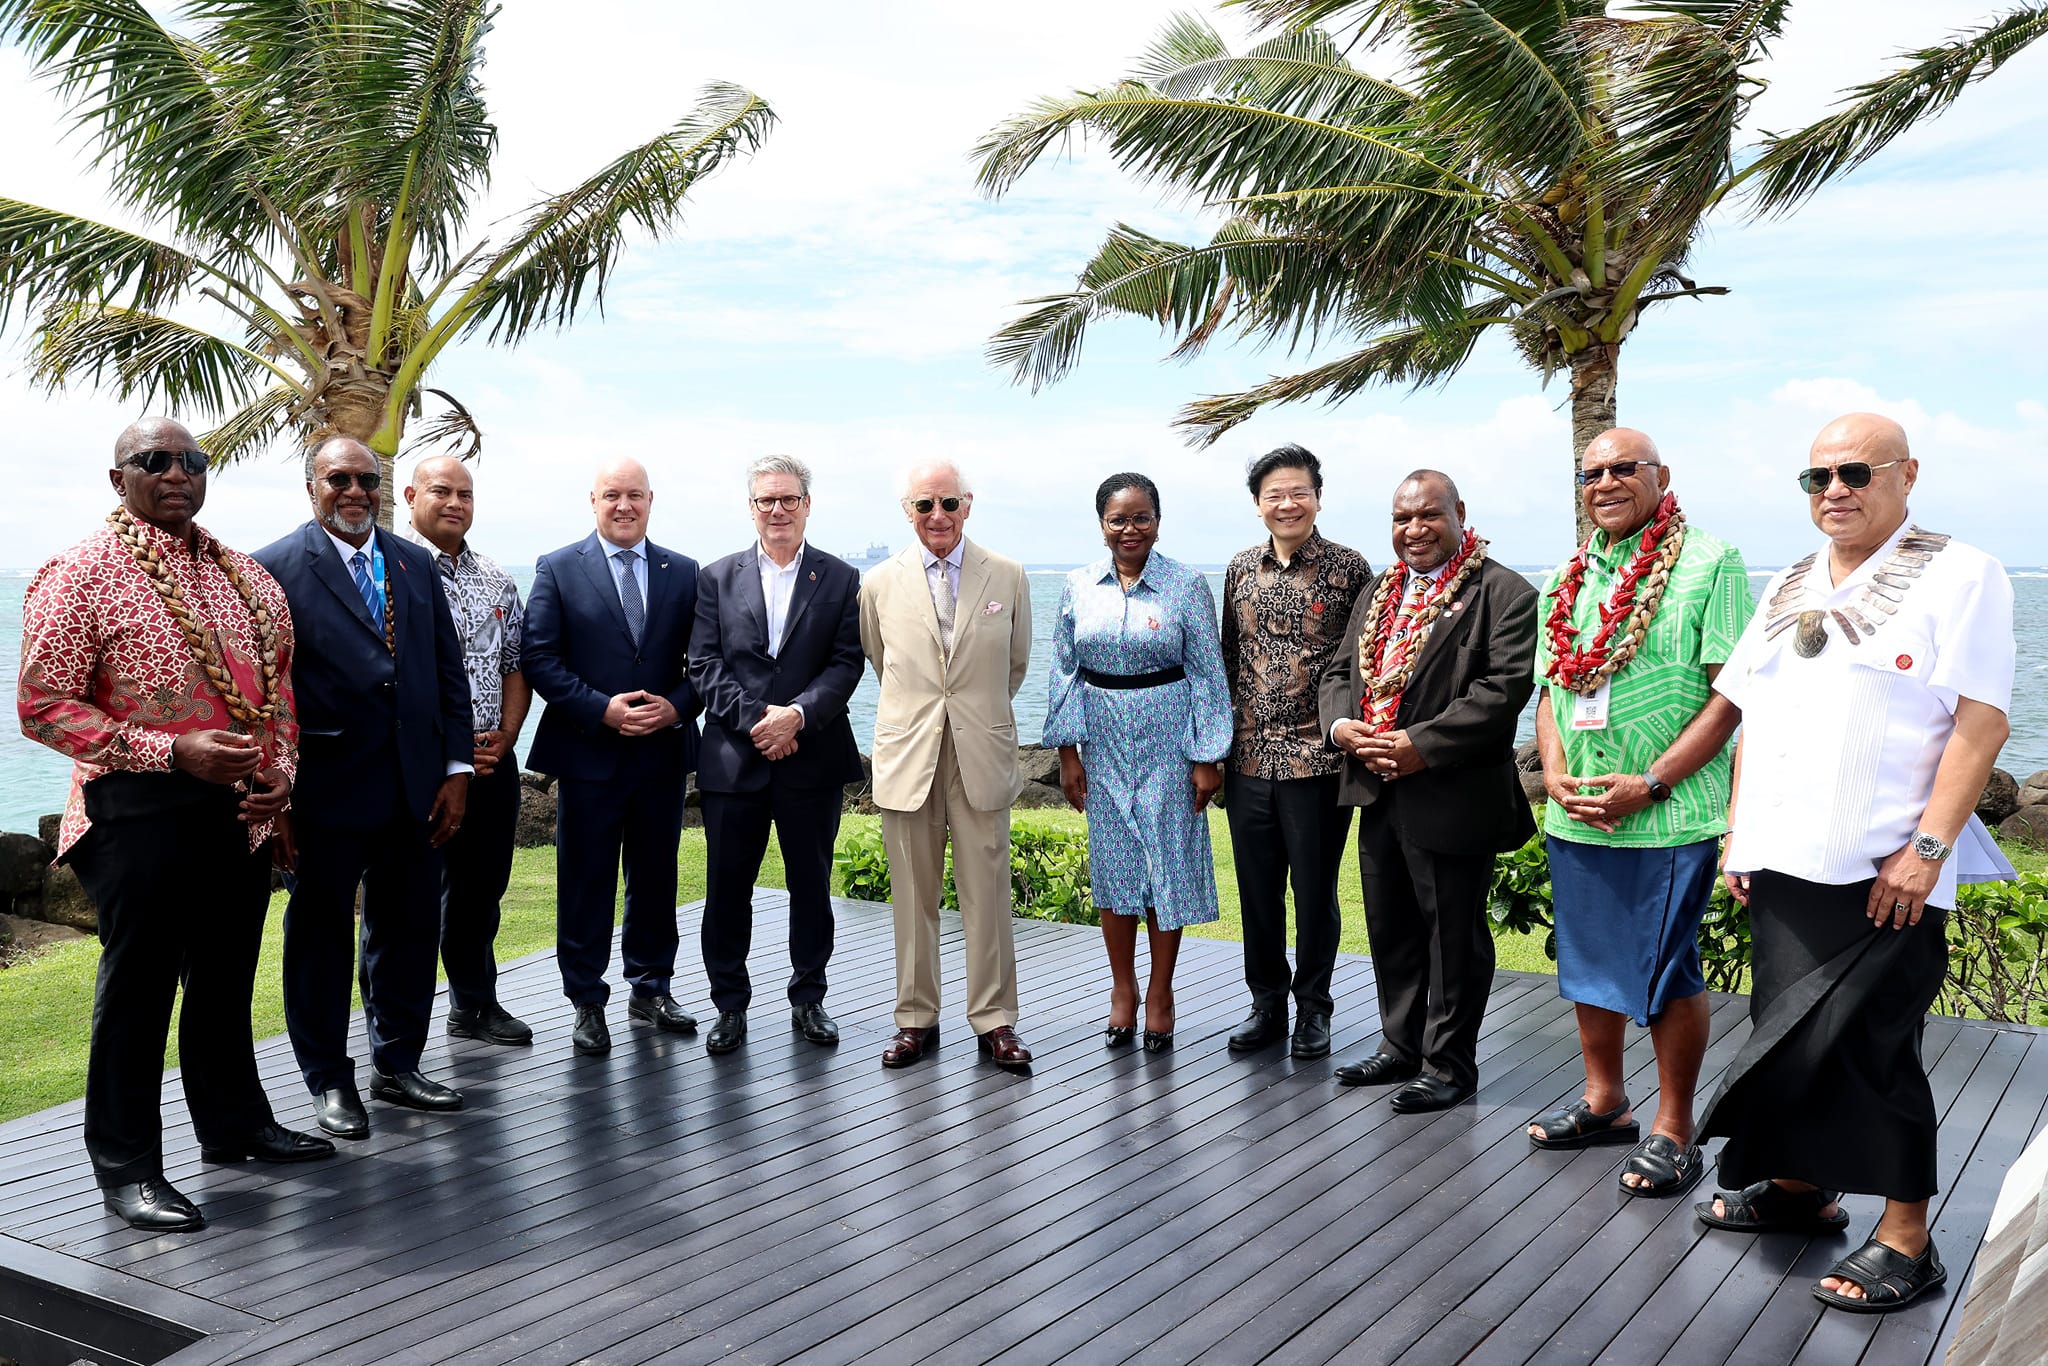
[1763,526,1951,659]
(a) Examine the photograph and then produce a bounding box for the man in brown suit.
[859,460,1035,1070]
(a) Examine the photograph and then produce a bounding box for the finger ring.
[1893,902,1907,911]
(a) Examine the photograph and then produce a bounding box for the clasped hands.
[172,729,290,823]
[1330,720,1425,781]
[603,690,679,735]
[750,704,802,761]
[1546,771,1652,834]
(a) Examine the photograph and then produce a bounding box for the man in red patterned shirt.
[18,417,334,1233]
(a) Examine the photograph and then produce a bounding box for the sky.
[2,1,2045,572]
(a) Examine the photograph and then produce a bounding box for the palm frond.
[1624,1,1793,49]
[0,199,199,328]
[200,382,301,465]
[1154,25,1419,125]
[1402,1,1596,187]
[457,83,775,344]
[29,302,271,413]
[1578,15,1745,241]
[402,386,482,461]
[1746,5,2048,214]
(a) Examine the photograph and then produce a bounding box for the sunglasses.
[124,449,209,476]
[1795,459,1903,495]
[319,471,383,492]
[1574,459,1658,487]
[908,496,965,514]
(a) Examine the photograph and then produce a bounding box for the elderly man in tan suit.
[859,460,1035,1071]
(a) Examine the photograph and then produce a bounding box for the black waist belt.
[1081,665,1186,690]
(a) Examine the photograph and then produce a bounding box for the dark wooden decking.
[3,895,2044,1365]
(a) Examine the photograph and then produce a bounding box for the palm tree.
[0,0,774,523]
[975,1,2045,539]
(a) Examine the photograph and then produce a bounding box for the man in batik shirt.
[403,456,534,1046]
[18,417,334,1234]
[1220,444,1371,1061]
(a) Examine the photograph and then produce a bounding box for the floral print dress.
[1043,552,1233,928]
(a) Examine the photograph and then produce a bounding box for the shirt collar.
[758,541,805,573]
[1822,514,1914,594]
[1588,517,1656,571]
[402,518,468,566]
[1404,557,1451,587]
[325,525,377,565]
[126,515,216,561]
[921,541,964,572]
[1094,550,1160,590]
[598,532,645,560]
[1261,527,1323,570]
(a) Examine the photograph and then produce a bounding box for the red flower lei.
[1542,493,1686,694]
[1359,528,1485,733]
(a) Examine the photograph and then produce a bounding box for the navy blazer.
[254,521,473,829]
[522,532,701,782]
[689,545,865,794]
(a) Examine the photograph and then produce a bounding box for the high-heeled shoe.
[1142,1029,1173,1053]
[1104,1024,1135,1047]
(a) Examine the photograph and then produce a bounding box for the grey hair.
[896,460,972,500]
[303,435,373,480]
[747,454,813,497]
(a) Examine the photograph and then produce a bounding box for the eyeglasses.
[1104,513,1157,532]
[124,449,208,476]
[319,471,383,492]
[752,494,807,512]
[909,496,965,514]
[1795,459,1904,494]
[1258,486,1318,506]
[1574,460,1659,487]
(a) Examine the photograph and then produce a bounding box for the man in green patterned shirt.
[1522,429,1753,1198]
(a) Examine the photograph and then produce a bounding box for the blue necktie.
[616,548,645,647]
[350,550,382,623]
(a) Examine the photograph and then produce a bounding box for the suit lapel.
[776,549,822,649]
[577,533,633,641]
[896,545,947,655]
[306,522,381,639]
[948,542,994,672]
[1405,563,1484,689]
[642,540,672,635]
[735,546,769,648]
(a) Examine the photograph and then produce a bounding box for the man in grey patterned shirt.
[404,457,535,1046]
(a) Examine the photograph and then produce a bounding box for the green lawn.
[1,814,2040,1125]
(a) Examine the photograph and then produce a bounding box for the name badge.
[1571,680,1610,731]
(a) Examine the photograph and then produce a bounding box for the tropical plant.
[0,0,774,520]
[975,1,2047,538]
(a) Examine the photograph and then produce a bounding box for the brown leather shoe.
[881,1026,938,1068]
[978,1025,1033,1071]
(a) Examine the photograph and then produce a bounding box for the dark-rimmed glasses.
[751,494,806,512]
[320,471,383,492]
[1104,513,1157,532]
[909,496,965,514]
[1796,459,1903,494]
[1574,459,1659,487]
[124,449,208,476]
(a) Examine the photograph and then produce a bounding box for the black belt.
[1081,665,1186,690]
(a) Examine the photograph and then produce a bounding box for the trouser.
[1355,801,1496,1090]
[1226,771,1352,1017]
[881,729,1018,1034]
[701,782,842,1014]
[554,768,683,1007]
[284,812,442,1094]
[438,753,522,1013]
[69,773,276,1188]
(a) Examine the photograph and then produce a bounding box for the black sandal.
[1527,1096,1640,1150]
[1695,1179,1850,1233]
[1619,1134,1705,1198]
[1812,1236,1945,1313]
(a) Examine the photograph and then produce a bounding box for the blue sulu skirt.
[1548,836,1719,1025]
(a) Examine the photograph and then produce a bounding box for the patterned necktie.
[349,550,382,622]
[929,557,957,659]
[616,548,645,647]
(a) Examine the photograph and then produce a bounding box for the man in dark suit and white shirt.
[689,455,865,1054]
[254,437,475,1139]
[1319,470,1537,1113]
[522,458,702,1056]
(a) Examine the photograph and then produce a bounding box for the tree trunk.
[1567,343,1619,545]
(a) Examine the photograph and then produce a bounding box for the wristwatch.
[1912,831,1953,862]
[1642,771,1673,803]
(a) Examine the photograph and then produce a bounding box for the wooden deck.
[2,894,2044,1365]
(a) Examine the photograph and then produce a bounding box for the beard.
[322,504,375,537]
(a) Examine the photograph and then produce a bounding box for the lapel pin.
[809,571,817,581]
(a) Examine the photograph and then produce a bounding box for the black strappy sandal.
[1618,1134,1705,1198]
[1812,1237,1945,1313]
[1695,1179,1850,1233]
[1527,1096,1640,1150]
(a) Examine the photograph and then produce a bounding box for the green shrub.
[834,823,1096,925]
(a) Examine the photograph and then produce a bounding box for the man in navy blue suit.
[523,457,702,1055]
[255,437,475,1139]
[689,456,865,1054]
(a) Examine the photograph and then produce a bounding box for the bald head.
[1806,412,1917,560]
[1579,427,1671,539]
[114,415,199,465]
[110,415,207,538]
[591,457,653,548]
[1810,412,1910,466]
[1583,428,1659,466]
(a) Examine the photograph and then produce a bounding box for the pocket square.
[981,601,1004,616]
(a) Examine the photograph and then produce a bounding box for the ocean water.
[4,565,2045,834]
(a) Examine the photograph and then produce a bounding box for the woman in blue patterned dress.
[1045,473,1233,1052]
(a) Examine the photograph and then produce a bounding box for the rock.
[1,911,87,958]
[1999,806,2048,850]
[1520,769,1550,806]
[1016,744,1063,788]
[684,772,701,810]
[1012,783,1069,810]
[39,864,97,933]
[1978,768,2021,825]
[684,805,704,829]
[1515,739,1541,773]
[518,770,555,793]
[843,752,875,813]
[0,831,53,905]
[514,784,557,849]
[2019,770,2048,810]
[38,812,62,848]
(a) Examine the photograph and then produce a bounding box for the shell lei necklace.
[106,505,282,725]
[1763,525,1950,658]
[1358,529,1485,734]
[1541,494,1686,695]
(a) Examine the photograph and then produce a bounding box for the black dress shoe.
[1390,1074,1476,1113]
[1228,1008,1288,1052]
[102,1179,204,1232]
[792,1002,839,1046]
[706,1011,748,1055]
[1142,1030,1173,1053]
[573,1004,611,1056]
[200,1123,336,1165]
[627,993,698,1034]
[315,1084,369,1139]
[447,1002,534,1046]
[369,1068,464,1111]
[1333,1053,1422,1088]
[1291,1012,1332,1060]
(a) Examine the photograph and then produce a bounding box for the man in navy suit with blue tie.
[255,438,475,1139]
[523,457,702,1055]
[689,455,865,1054]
